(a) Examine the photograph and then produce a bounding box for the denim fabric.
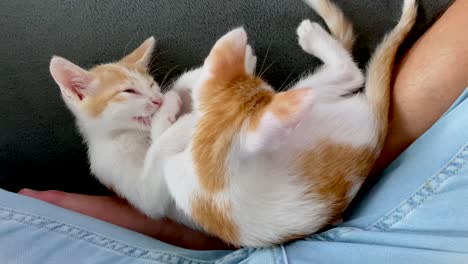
[1,89,468,264]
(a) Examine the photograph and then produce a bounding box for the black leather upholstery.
[0,0,453,194]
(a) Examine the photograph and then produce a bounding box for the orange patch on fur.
[248,88,311,131]
[270,89,310,121]
[191,195,239,246]
[296,141,376,223]
[192,76,272,192]
[82,65,130,117]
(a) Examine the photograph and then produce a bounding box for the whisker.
[122,35,137,57]
[278,68,297,92]
[259,56,281,78]
[160,64,183,92]
[258,41,273,76]
[287,71,308,89]
[148,51,169,76]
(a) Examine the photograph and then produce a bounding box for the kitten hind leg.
[297,20,350,67]
[291,20,363,98]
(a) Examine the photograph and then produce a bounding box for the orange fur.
[193,76,267,192]
[190,195,239,245]
[296,141,375,222]
[81,59,155,117]
[248,89,311,131]
[269,90,309,121]
[82,65,130,117]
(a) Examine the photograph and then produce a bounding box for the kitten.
[153,0,417,247]
[49,38,183,218]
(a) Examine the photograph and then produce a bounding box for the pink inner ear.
[50,57,93,101]
[69,76,89,100]
[60,73,90,101]
[71,84,84,100]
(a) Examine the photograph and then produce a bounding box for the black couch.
[0,0,453,195]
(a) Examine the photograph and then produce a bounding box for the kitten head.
[193,28,315,155]
[50,37,162,133]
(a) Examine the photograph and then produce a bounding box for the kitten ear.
[50,56,94,102]
[243,88,314,153]
[120,36,156,68]
[203,27,248,82]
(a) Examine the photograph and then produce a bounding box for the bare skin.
[373,0,468,172]
[20,0,468,250]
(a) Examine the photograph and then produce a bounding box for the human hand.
[18,189,231,250]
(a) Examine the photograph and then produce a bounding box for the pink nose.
[151,98,162,107]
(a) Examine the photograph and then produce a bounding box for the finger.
[19,188,67,205]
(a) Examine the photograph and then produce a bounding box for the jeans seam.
[271,245,288,264]
[280,245,289,264]
[366,143,468,232]
[0,206,249,264]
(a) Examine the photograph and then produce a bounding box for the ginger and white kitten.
[49,37,183,218]
[152,0,417,247]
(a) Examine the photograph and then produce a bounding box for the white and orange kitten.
[148,0,417,247]
[49,38,185,218]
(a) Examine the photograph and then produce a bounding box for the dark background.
[0,0,453,194]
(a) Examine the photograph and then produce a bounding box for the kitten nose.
[151,98,162,107]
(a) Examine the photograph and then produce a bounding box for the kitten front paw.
[297,20,327,55]
[161,90,182,124]
[245,45,257,75]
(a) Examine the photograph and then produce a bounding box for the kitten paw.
[160,91,182,124]
[297,20,328,55]
[245,45,257,75]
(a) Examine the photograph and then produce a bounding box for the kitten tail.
[365,0,418,152]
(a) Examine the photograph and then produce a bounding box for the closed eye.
[123,89,139,94]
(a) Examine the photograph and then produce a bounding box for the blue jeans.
[2,89,468,264]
